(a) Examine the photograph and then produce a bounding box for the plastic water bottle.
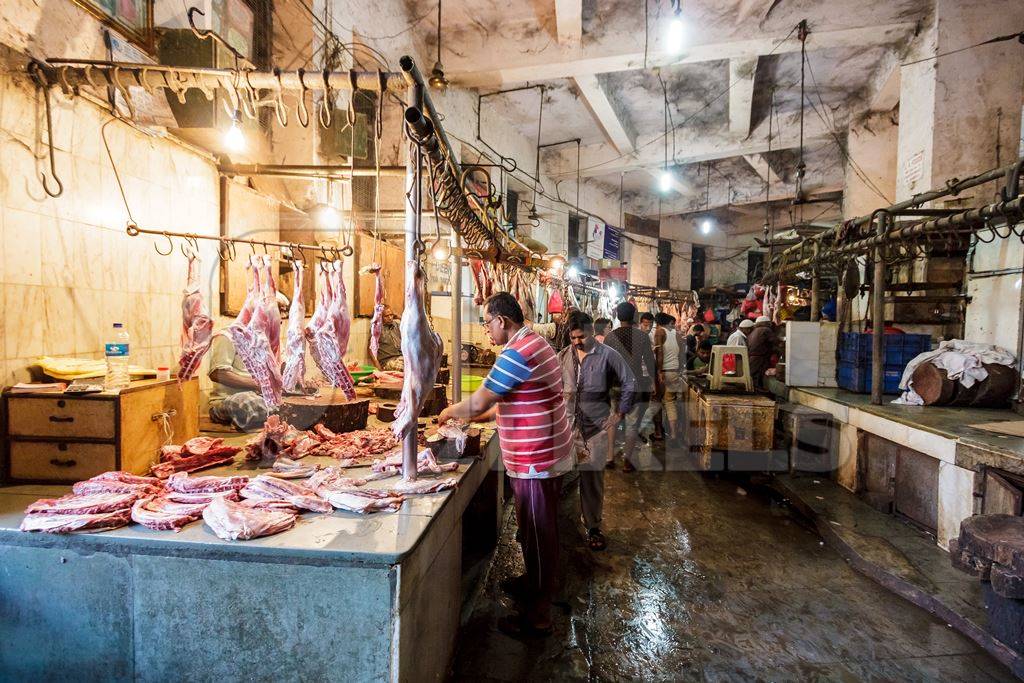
[104,323,131,390]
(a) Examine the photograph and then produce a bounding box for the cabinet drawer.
[9,442,117,482]
[8,398,116,439]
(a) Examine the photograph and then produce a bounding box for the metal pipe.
[452,236,463,403]
[871,210,888,406]
[220,163,406,178]
[402,76,424,481]
[36,59,406,93]
[810,240,821,322]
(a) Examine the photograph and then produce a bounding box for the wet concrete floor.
[451,452,1016,682]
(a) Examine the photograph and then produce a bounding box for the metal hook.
[37,83,64,198]
[111,66,136,120]
[347,70,358,126]
[272,68,288,127]
[376,70,386,140]
[320,70,333,128]
[155,232,174,256]
[296,69,311,128]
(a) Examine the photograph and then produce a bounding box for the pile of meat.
[244,416,399,465]
[152,436,242,478]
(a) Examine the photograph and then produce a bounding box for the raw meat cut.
[72,472,163,497]
[202,495,297,541]
[240,498,300,514]
[319,489,405,514]
[131,495,207,531]
[269,457,322,479]
[179,255,215,381]
[20,509,132,534]
[470,259,487,306]
[151,439,240,479]
[435,419,469,455]
[166,472,249,494]
[281,259,307,393]
[240,474,333,513]
[307,467,368,496]
[365,263,386,363]
[391,261,444,440]
[165,490,240,504]
[244,415,319,462]
[224,254,284,407]
[163,436,237,457]
[389,477,457,496]
[26,491,141,516]
[305,261,357,399]
[372,447,458,477]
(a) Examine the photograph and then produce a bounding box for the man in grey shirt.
[558,311,636,551]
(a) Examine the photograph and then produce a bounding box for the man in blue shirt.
[557,311,636,551]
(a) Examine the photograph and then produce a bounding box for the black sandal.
[587,528,607,551]
[497,614,553,639]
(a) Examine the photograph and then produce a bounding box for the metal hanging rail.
[124,222,355,260]
[219,162,407,179]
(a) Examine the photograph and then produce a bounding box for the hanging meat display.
[224,256,284,408]
[305,260,357,400]
[281,260,306,393]
[178,256,214,381]
[366,264,385,364]
[391,261,444,440]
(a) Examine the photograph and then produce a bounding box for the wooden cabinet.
[2,379,199,484]
[685,380,776,472]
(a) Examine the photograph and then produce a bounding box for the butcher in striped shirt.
[439,292,571,637]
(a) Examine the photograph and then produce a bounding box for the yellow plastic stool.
[709,345,753,392]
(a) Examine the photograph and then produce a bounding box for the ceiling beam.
[729,57,758,137]
[868,53,901,112]
[450,22,916,88]
[743,154,771,183]
[648,185,844,219]
[554,0,582,48]
[644,167,695,197]
[572,74,634,154]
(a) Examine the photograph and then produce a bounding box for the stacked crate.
[837,332,932,394]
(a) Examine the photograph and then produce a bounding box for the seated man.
[376,305,404,371]
[687,340,714,374]
[207,335,267,432]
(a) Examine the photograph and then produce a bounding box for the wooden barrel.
[973,363,1018,407]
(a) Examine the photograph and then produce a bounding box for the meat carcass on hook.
[179,256,214,381]
[281,259,307,392]
[364,264,385,364]
[306,261,356,399]
[391,261,444,440]
[328,260,357,399]
[224,255,284,407]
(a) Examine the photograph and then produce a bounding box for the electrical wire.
[901,30,1024,67]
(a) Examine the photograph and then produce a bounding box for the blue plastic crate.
[839,332,931,366]
[837,361,904,394]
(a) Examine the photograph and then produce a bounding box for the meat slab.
[20,509,132,534]
[306,261,357,400]
[240,474,333,513]
[131,495,207,532]
[319,489,405,514]
[281,259,307,393]
[26,491,141,516]
[152,437,241,479]
[202,495,297,541]
[391,261,444,440]
[366,264,385,364]
[224,255,285,407]
[165,472,249,494]
[179,255,215,381]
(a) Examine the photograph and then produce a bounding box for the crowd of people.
[438,291,782,639]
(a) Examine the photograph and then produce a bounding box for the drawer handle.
[49,458,77,468]
[49,416,75,423]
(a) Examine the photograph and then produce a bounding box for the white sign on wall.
[902,150,925,188]
[586,217,606,260]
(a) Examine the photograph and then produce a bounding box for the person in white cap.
[746,316,777,389]
[727,318,755,347]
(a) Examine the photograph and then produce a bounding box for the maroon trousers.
[510,475,563,624]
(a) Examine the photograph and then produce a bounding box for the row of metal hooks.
[130,222,354,264]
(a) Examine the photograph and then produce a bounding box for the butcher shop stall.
[0,9,550,674]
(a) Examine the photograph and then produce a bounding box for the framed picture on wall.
[74,0,154,51]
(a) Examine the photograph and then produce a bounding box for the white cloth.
[726,330,748,347]
[661,326,681,371]
[893,339,1016,405]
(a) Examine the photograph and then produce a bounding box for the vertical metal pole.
[452,235,463,403]
[870,212,887,405]
[403,78,424,479]
[810,240,821,322]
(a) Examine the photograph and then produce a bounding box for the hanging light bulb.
[430,237,451,261]
[701,218,713,235]
[224,110,245,153]
[311,204,341,231]
[658,169,673,193]
[429,0,449,91]
[567,264,580,278]
[548,254,566,273]
[666,15,686,55]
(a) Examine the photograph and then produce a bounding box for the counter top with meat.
[0,422,499,567]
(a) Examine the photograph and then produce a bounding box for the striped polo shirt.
[484,326,572,479]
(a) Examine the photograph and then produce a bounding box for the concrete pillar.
[842,112,898,221]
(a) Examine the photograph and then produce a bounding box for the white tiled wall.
[0,71,223,387]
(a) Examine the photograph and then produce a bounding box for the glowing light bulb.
[567,265,580,278]
[313,204,341,231]
[701,219,713,235]
[658,169,673,193]
[666,16,686,55]
[548,254,566,273]
[431,238,451,261]
[224,117,245,153]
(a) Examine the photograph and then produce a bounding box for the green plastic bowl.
[461,374,485,393]
[350,365,376,384]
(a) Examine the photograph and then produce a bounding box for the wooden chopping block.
[973,363,1018,408]
[279,393,370,433]
[425,426,482,460]
[377,402,399,423]
[911,363,956,405]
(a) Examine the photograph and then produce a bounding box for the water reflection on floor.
[451,447,1015,682]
